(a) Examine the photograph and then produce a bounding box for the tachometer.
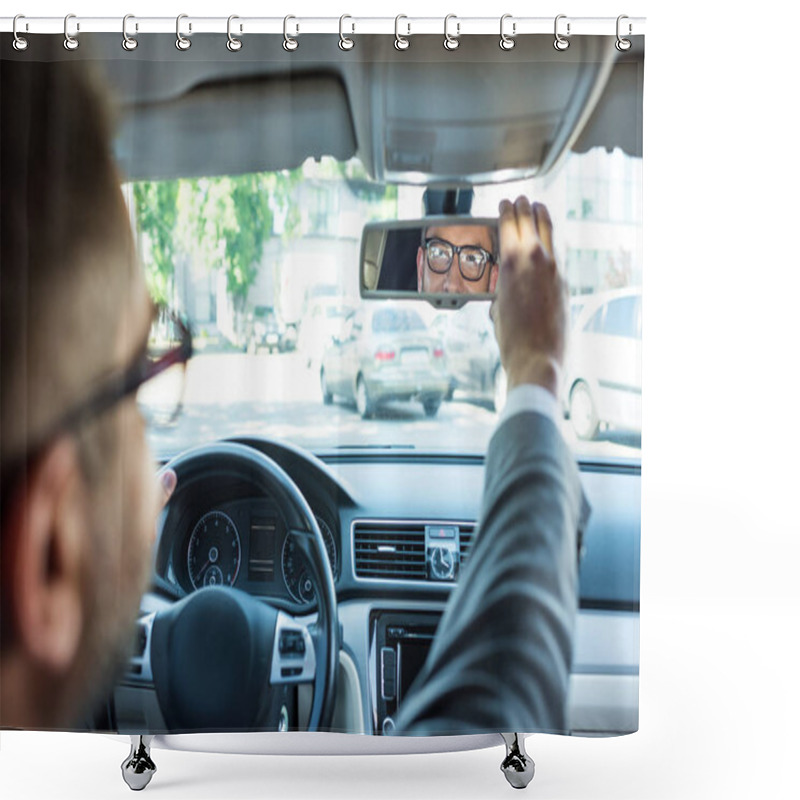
[187,511,242,590]
[281,516,337,604]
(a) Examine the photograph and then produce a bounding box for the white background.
[2,1,799,798]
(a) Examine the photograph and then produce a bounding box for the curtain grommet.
[12,15,29,51]
[444,14,460,51]
[339,14,355,51]
[227,15,243,52]
[63,13,79,51]
[122,14,138,51]
[554,14,570,51]
[176,14,191,51]
[283,15,299,51]
[499,14,516,51]
[394,15,410,51]
[616,15,632,51]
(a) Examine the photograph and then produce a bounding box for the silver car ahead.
[320,305,449,418]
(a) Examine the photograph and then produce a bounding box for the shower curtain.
[1,10,644,770]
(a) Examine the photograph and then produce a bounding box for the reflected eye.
[429,243,451,262]
[460,249,484,267]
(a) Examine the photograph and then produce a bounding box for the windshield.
[127,149,641,461]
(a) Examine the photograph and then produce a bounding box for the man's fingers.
[499,196,544,256]
[498,198,521,252]
[532,202,554,257]
[513,196,537,243]
[158,468,177,508]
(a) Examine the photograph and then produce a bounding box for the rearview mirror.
[360,217,499,309]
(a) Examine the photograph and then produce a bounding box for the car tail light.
[374,349,396,361]
[433,347,445,359]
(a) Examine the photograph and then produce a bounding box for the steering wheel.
[147,442,338,732]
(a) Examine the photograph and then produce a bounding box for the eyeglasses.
[424,237,496,282]
[134,305,194,427]
[58,304,193,432]
[1,305,193,491]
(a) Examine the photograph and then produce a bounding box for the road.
[147,351,641,461]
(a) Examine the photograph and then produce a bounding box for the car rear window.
[372,308,427,334]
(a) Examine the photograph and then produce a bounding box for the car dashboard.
[114,436,640,738]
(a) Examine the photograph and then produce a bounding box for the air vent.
[353,522,426,580]
[459,524,476,566]
[353,521,477,582]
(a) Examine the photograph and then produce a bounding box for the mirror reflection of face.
[416,224,498,295]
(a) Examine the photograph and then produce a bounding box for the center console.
[370,610,442,735]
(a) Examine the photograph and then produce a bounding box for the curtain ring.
[176,14,191,51]
[443,14,460,51]
[283,15,299,51]
[227,15,242,51]
[12,14,29,51]
[499,14,515,51]
[339,14,355,51]
[394,15,410,51]
[553,14,570,51]
[122,14,138,51]
[63,13,79,51]
[616,15,632,51]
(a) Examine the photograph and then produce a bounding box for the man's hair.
[1,52,137,649]
[1,53,136,482]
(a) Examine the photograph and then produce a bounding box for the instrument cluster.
[162,498,338,608]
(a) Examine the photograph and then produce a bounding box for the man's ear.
[416,247,425,292]
[489,263,499,294]
[3,436,88,673]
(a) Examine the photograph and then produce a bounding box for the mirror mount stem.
[423,188,474,215]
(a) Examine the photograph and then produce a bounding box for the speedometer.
[281,516,337,604]
[187,511,242,590]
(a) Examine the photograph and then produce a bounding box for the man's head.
[416,223,499,294]
[1,57,160,728]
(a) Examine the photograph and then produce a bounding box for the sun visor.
[572,38,645,159]
[352,34,620,185]
[115,74,356,181]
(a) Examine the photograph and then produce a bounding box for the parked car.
[563,287,642,439]
[247,305,294,354]
[320,304,449,418]
[297,297,356,367]
[430,304,507,412]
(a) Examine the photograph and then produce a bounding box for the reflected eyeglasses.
[424,237,496,282]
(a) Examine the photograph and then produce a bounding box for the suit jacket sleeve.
[393,411,589,736]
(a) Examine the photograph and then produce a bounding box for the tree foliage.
[133,170,304,312]
[133,181,179,305]
[131,158,391,315]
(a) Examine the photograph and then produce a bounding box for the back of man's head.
[1,53,134,483]
[1,50,148,728]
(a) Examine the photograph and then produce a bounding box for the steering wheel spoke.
[129,611,156,685]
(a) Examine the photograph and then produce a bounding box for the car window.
[585,305,606,333]
[372,308,426,334]
[602,296,639,338]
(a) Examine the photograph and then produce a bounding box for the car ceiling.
[70,33,644,184]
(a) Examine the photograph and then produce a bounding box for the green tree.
[132,158,393,319]
[133,181,179,305]
[215,174,274,313]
